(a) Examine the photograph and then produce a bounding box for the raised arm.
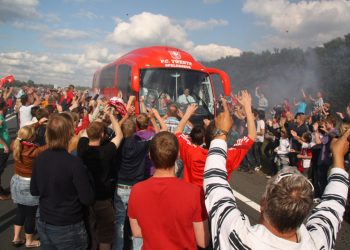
[237,90,256,140]
[140,96,147,113]
[151,108,167,132]
[4,87,13,100]
[290,130,304,145]
[109,110,123,149]
[174,104,198,134]
[204,99,252,249]
[32,91,41,107]
[255,86,260,98]
[301,88,307,100]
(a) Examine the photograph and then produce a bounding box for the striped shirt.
[204,139,349,250]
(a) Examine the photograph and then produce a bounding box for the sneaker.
[254,166,262,172]
[266,175,272,179]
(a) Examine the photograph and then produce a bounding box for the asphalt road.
[0,115,349,249]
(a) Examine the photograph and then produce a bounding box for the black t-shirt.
[117,135,150,186]
[77,137,117,200]
[286,121,309,151]
[30,149,94,226]
[34,123,47,146]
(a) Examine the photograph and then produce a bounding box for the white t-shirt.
[255,119,265,142]
[177,94,195,105]
[19,105,34,128]
[276,138,290,154]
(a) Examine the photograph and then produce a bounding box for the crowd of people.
[0,83,348,250]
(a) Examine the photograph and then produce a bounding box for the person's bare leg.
[99,243,111,250]
[13,225,23,242]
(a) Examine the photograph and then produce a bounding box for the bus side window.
[117,64,133,102]
[99,65,116,96]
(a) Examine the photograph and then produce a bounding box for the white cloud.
[243,0,350,49]
[192,44,241,61]
[0,0,40,23]
[0,46,122,86]
[203,0,222,4]
[183,18,228,31]
[107,12,240,61]
[107,12,193,49]
[1,11,242,86]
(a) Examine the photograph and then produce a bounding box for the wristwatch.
[213,128,228,137]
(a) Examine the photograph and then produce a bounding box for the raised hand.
[185,103,198,117]
[237,90,252,109]
[331,129,350,168]
[290,130,297,138]
[215,97,233,134]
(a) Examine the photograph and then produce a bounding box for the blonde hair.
[13,126,35,163]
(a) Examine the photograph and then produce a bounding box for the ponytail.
[13,126,35,163]
[12,138,23,163]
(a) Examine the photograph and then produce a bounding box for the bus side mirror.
[207,68,231,96]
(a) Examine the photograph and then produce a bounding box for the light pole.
[171,72,180,100]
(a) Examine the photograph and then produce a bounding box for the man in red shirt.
[128,132,209,250]
[175,90,256,187]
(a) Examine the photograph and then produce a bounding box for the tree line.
[203,33,350,112]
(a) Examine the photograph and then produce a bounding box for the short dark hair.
[31,106,40,118]
[21,95,28,105]
[167,104,178,117]
[190,125,205,146]
[136,113,149,130]
[302,132,312,143]
[257,110,265,120]
[87,121,105,141]
[36,108,49,120]
[263,168,313,233]
[121,118,136,138]
[150,131,178,169]
[324,116,336,127]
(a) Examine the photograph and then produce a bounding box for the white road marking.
[233,190,261,212]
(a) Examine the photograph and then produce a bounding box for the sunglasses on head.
[274,172,314,192]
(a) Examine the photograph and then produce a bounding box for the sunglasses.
[274,172,314,192]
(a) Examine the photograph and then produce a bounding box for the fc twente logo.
[168,51,181,60]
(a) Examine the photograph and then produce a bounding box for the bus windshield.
[140,68,215,118]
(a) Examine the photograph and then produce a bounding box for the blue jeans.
[113,187,143,250]
[37,219,88,250]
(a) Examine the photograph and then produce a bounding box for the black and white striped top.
[204,139,349,250]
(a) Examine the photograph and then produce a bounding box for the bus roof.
[100,46,207,72]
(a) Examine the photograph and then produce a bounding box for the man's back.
[128,177,207,250]
[117,135,150,185]
[176,132,254,187]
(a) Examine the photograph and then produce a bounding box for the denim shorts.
[11,175,39,206]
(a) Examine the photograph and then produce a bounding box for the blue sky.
[1,0,350,86]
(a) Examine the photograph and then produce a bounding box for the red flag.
[0,75,15,89]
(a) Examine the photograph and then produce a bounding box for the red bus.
[92,46,231,120]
